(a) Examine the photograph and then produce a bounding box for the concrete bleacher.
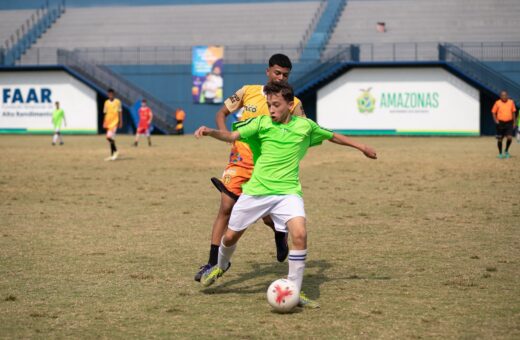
[0,9,36,44]
[325,0,520,61]
[19,1,321,65]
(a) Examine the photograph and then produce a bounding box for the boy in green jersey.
[52,101,66,146]
[195,81,377,308]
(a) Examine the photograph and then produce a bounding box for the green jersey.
[235,115,333,197]
[52,109,65,128]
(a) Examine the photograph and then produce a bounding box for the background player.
[51,101,66,146]
[195,81,377,308]
[103,88,123,161]
[491,90,517,158]
[134,99,153,147]
[194,54,305,281]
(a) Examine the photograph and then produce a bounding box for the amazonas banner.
[317,67,480,136]
[192,46,224,104]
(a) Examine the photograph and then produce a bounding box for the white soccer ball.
[266,279,299,313]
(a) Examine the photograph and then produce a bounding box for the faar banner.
[192,46,224,104]
[317,67,480,136]
[0,70,98,134]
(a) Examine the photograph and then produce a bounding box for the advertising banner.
[0,70,98,134]
[192,46,224,104]
[317,67,480,135]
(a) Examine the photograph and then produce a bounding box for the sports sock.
[217,238,236,270]
[505,139,512,152]
[275,230,286,243]
[498,141,503,154]
[108,138,117,155]
[52,134,58,144]
[208,244,219,266]
[288,249,307,292]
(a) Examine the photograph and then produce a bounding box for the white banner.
[317,67,480,135]
[0,70,97,134]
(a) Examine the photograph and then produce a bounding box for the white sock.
[288,249,307,292]
[217,237,236,270]
[52,134,58,143]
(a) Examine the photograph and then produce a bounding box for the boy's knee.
[223,230,240,246]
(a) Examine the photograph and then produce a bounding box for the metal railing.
[2,0,65,65]
[439,43,520,100]
[324,42,520,62]
[292,45,356,94]
[57,49,177,133]
[18,41,520,66]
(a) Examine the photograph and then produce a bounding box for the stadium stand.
[19,1,322,65]
[325,0,520,60]
[0,10,35,43]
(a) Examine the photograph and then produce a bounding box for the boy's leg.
[194,190,237,281]
[285,217,307,292]
[134,133,140,146]
[201,194,269,287]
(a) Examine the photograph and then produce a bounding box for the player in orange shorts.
[134,99,153,147]
[195,54,305,281]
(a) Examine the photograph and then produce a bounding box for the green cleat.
[200,265,225,287]
[298,291,320,309]
[504,152,511,159]
[497,153,504,159]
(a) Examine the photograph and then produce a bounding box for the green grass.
[1,135,519,338]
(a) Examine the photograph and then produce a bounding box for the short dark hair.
[107,88,115,93]
[142,99,147,103]
[268,53,292,70]
[264,81,294,103]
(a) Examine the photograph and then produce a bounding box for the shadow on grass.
[202,259,332,300]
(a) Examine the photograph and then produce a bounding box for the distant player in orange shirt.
[134,99,153,147]
[194,54,305,281]
[103,88,122,161]
[491,90,517,159]
[175,108,186,135]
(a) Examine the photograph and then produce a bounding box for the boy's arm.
[215,105,232,131]
[149,110,153,125]
[63,112,67,127]
[194,126,240,143]
[329,133,377,159]
[216,87,246,131]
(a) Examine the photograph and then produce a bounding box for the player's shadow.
[201,259,332,301]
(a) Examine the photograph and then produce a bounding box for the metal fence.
[439,43,520,100]
[19,41,520,66]
[57,49,177,133]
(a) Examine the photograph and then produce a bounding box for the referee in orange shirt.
[491,90,517,159]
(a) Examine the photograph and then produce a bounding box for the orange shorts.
[221,165,253,197]
[220,141,254,196]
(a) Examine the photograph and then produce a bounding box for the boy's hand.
[361,145,377,159]
[194,126,213,138]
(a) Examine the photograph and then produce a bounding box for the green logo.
[357,87,376,113]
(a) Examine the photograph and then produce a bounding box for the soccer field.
[0,135,519,338]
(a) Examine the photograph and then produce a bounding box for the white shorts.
[54,127,61,133]
[228,194,305,233]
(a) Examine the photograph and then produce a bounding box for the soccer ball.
[266,279,299,313]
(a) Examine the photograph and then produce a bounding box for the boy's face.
[500,91,508,101]
[108,92,114,100]
[267,92,293,123]
[141,101,147,107]
[266,65,290,83]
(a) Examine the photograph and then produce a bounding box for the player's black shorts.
[496,120,514,138]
